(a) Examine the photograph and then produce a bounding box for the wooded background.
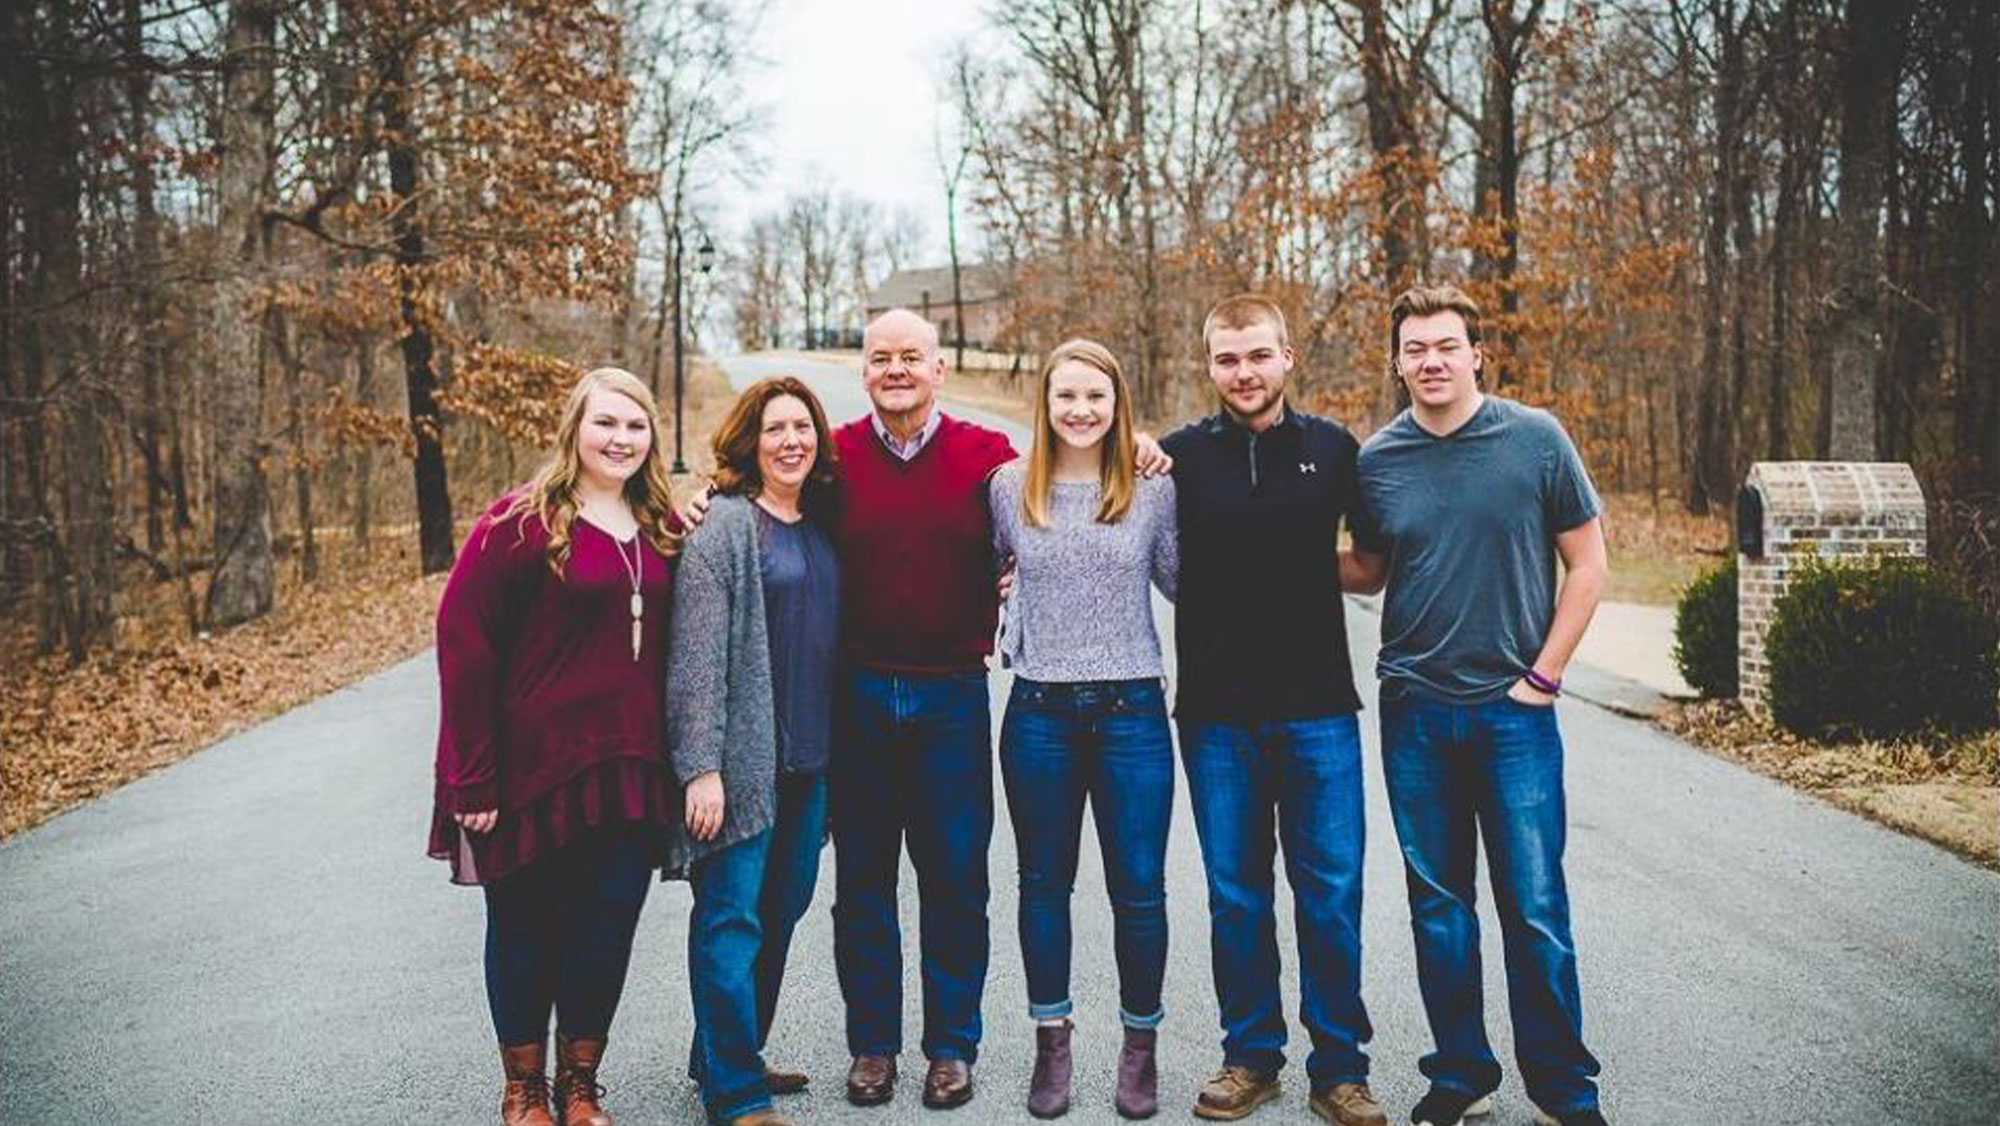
[5,0,1995,666]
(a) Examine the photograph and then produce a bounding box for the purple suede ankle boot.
[1115,1026,1158,1119]
[1027,1021,1073,1118]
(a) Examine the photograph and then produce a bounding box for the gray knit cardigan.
[663,494,778,873]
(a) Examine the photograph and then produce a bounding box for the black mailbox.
[1736,484,1764,557]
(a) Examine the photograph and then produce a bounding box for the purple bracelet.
[1524,669,1562,696]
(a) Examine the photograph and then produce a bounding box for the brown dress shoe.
[1309,1082,1388,1126]
[1193,1065,1281,1120]
[847,1054,898,1106]
[553,1035,613,1126]
[923,1058,975,1109]
[764,1064,810,1095]
[500,1041,558,1126]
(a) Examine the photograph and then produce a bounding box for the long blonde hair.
[496,367,683,574]
[1022,338,1137,529]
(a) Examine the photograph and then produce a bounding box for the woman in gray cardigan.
[666,377,841,1126]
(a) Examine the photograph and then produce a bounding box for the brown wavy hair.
[709,377,841,518]
[495,367,683,575]
[1023,338,1137,529]
[1386,284,1485,406]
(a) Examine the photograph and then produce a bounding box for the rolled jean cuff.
[1029,997,1075,1022]
[1120,1006,1164,1030]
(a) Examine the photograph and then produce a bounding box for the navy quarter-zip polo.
[1161,406,1369,723]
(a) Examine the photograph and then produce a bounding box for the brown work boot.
[1114,1027,1158,1119]
[552,1035,613,1126]
[1193,1065,1281,1120]
[923,1057,975,1109]
[1026,1021,1073,1118]
[764,1064,810,1095]
[1309,1082,1388,1126]
[500,1041,557,1126]
[847,1054,898,1106]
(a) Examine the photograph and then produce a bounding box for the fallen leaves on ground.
[2,362,737,842]
[2,543,447,839]
[1659,698,1999,867]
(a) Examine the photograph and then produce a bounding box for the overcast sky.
[727,0,997,265]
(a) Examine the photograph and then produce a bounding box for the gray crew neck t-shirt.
[1353,396,1601,704]
[757,506,840,773]
[989,464,1178,683]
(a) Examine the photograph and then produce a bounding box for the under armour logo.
[1300,461,1317,473]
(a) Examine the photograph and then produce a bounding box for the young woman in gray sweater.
[991,339,1179,1119]
[665,377,841,1126]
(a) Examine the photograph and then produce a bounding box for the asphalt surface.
[2,351,1994,1125]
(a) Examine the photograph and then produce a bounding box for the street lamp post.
[671,225,716,475]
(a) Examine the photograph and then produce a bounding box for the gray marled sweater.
[991,463,1178,683]
[664,494,777,871]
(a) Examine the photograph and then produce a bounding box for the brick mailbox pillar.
[1735,462,1926,718]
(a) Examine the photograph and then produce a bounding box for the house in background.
[863,263,1009,351]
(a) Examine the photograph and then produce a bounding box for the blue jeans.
[687,773,830,1120]
[1178,715,1372,1089]
[483,826,654,1046]
[1379,694,1601,1115]
[832,667,993,1062]
[1000,677,1173,1027]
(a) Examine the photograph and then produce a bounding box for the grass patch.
[1658,698,1998,867]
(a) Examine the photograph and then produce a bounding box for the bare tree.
[1825,0,1913,460]
[206,0,280,624]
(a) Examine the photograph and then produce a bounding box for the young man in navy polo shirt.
[1162,295,1386,1126]
[1346,285,1611,1126]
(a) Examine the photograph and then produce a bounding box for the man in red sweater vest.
[831,309,1017,1111]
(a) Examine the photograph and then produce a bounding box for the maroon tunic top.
[427,494,678,885]
[832,415,1017,674]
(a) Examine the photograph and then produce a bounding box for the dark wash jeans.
[1177,714,1373,1090]
[1000,677,1173,1027]
[1379,693,1602,1115]
[831,666,993,1062]
[483,825,655,1046]
[686,772,830,1120]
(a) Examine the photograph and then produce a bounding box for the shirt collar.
[871,408,944,460]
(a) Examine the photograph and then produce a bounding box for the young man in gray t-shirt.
[1345,285,1612,1126]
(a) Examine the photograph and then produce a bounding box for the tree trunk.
[205,0,279,628]
[383,47,456,575]
[1472,0,1540,383]
[1825,0,1914,460]
[1955,0,1998,489]
[351,342,375,554]
[1354,0,1427,291]
[124,0,169,558]
[275,308,317,581]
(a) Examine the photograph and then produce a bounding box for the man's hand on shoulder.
[1134,431,1174,478]
[678,484,714,530]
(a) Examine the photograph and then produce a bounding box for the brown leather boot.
[1193,1065,1280,1120]
[553,1035,613,1126]
[500,1041,557,1126]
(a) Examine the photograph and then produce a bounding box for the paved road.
[2,351,1994,1125]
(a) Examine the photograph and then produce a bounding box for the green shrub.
[1673,556,1739,698]
[1766,559,2000,740]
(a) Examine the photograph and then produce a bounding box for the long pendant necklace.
[613,530,644,662]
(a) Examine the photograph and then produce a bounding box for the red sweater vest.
[834,415,1018,673]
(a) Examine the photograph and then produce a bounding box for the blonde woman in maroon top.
[430,367,683,1126]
